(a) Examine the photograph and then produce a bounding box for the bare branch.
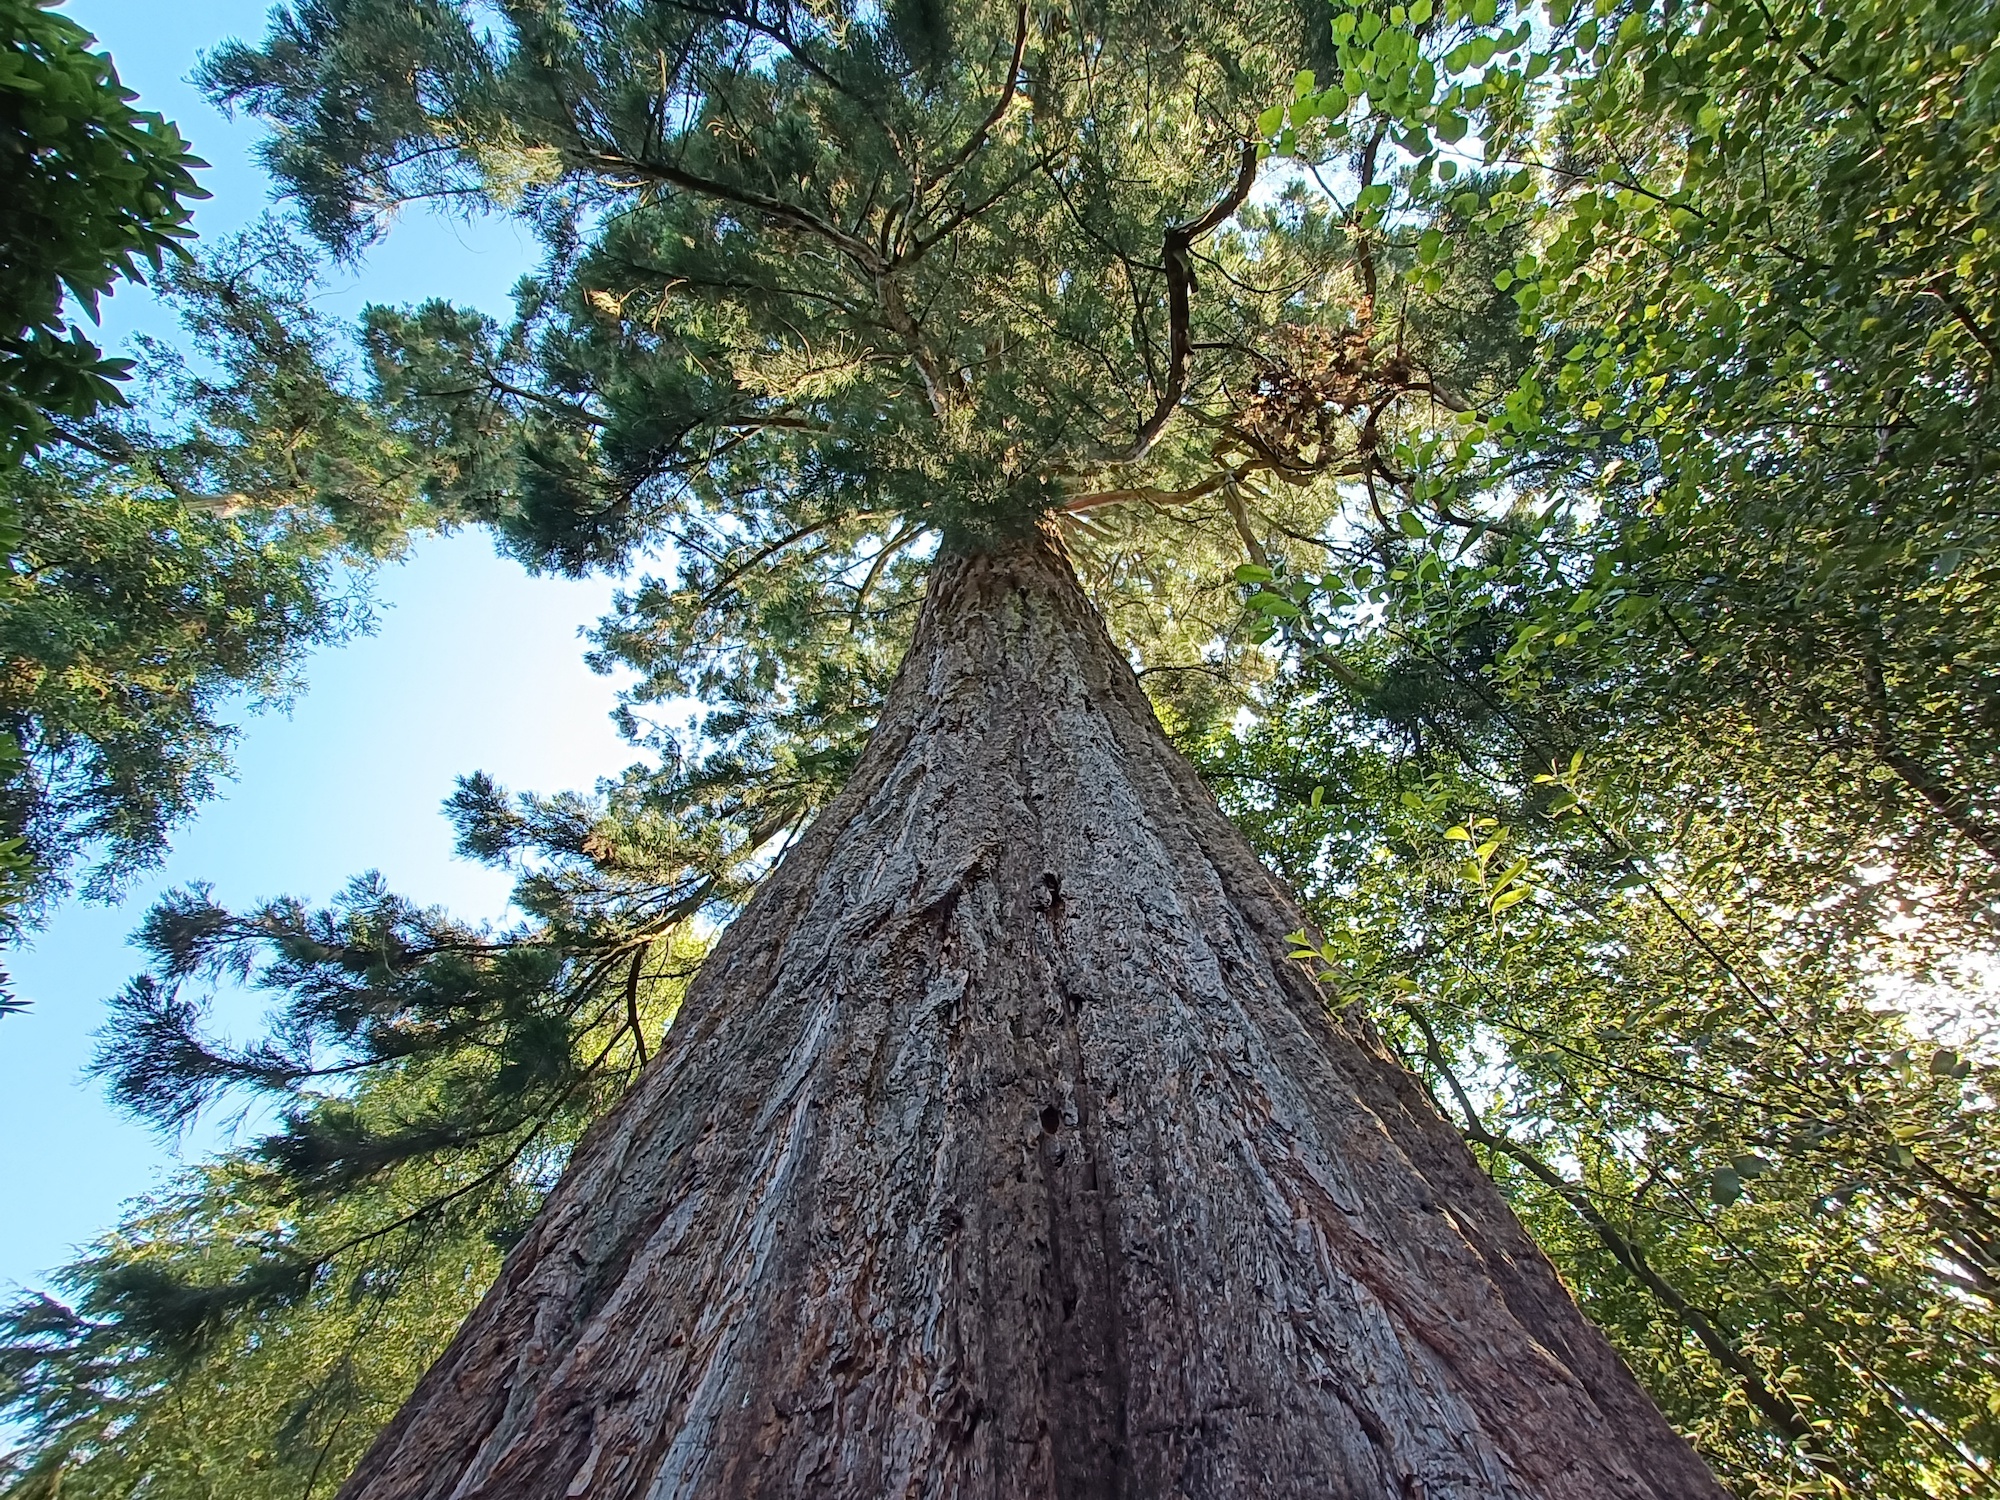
[1101,143,1261,467]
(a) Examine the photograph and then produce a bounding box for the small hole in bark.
[1040,1104,1062,1135]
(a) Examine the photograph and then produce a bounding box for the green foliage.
[0,0,204,992]
[1260,0,2000,915]
[85,221,520,558]
[192,0,1432,566]
[0,463,360,908]
[0,0,204,461]
[2,810,704,1499]
[0,1140,535,1499]
[1214,0,2000,1491]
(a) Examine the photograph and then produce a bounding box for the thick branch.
[1101,143,1260,467]
[623,944,650,1067]
[873,275,952,419]
[1063,473,1231,514]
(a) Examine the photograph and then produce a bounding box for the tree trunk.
[339,531,1727,1500]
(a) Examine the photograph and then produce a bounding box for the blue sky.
[0,4,639,1298]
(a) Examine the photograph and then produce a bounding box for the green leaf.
[1247,591,1303,619]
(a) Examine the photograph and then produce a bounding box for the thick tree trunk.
[340,533,1727,1500]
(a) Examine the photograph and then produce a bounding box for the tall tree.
[150,0,1728,1493]
[7,0,1995,1493]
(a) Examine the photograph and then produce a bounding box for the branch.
[1064,473,1231,514]
[914,4,1029,198]
[623,944,649,1067]
[1924,280,2000,368]
[1399,1005,1821,1452]
[848,519,926,625]
[583,150,884,272]
[1101,143,1261,466]
[697,509,892,605]
[872,274,952,418]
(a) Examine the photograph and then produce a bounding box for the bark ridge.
[339,534,1728,1500]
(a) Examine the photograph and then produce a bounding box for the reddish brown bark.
[339,532,1728,1500]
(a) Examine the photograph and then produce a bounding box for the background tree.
[0,219,542,928]
[1217,0,2000,1491]
[0,5,517,972]
[0,0,204,984]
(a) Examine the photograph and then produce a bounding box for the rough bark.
[339,531,1729,1500]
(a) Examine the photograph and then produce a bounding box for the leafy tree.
[0,0,203,987]
[0,0,203,460]
[0,459,361,905]
[0,8,512,959]
[1261,0,2000,916]
[1210,0,2000,1491]
[0,221,527,922]
[0,742,724,1496]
